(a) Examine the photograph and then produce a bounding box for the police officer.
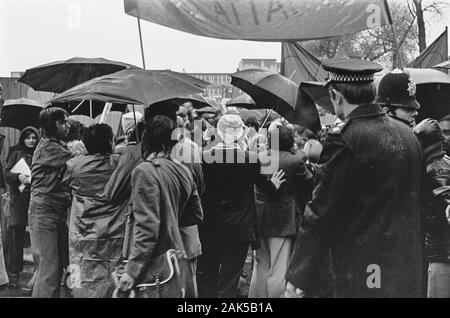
[285,58,426,298]
[376,69,421,128]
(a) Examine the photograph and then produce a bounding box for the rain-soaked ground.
[0,249,254,298]
[0,250,72,298]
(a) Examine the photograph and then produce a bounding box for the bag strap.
[121,158,193,261]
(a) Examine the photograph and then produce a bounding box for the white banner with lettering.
[124,0,391,41]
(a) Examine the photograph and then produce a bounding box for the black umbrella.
[50,100,128,118]
[49,69,204,107]
[0,98,44,130]
[230,69,297,116]
[19,57,138,93]
[172,94,221,110]
[158,70,211,89]
[226,92,256,109]
[299,81,334,114]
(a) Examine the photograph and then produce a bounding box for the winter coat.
[5,127,39,226]
[286,104,426,298]
[201,144,277,245]
[255,150,314,238]
[125,157,203,282]
[421,143,450,263]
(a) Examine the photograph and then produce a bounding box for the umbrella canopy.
[232,108,281,123]
[433,60,450,70]
[406,68,450,85]
[230,69,298,115]
[51,100,128,118]
[19,57,138,93]
[226,92,256,108]
[158,70,211,89]
[300,81,334,114]
[0,98,44,130]
[48,69,204,107]
[172,94,221,110]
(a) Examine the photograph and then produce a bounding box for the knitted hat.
[217,114,244,144]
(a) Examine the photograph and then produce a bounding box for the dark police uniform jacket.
[286,104,426,298]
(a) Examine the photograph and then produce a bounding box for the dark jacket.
[31,137,72,206]
[421,144,450,263]
[5,127,39,226]
[286,104,426,298]
[126,157,203,281]
[255,150,313,237]
[201,144,276,245]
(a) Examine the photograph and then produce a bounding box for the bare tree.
[300,0,447,69]
[410,0,448,52]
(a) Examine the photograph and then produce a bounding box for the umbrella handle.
[259,109,274,134]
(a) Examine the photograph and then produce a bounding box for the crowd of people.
[0,58,449,298]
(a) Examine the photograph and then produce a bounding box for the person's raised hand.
[270,170,286,190]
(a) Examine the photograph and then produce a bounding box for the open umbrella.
[299,81,334,114]
[0,98,44,130]
[407,68,450,121]
[158,70,211,89]
[433,60,450,70]
[230,69,298,116]
[48,69,203,107]
[172,94,221,110]
[51,100,128,118]
[226,92,256,109]
[19,57,138,94]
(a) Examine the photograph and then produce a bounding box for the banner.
[281,42,328,84]
[124,0,391,41]
[409,28,448,69]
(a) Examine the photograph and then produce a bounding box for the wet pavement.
[0,253,72,298]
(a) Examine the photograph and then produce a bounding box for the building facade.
[188,73,234,105]
[238,59,281,73]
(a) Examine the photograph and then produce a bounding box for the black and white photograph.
[0,0,449,301]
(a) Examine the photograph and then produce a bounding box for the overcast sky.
[1,0,449,77]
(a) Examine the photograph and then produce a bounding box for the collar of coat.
[345,103,385,123]
[336,104,385,134]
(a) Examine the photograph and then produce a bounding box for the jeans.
[29,197,69,298]
[427,262,450,298]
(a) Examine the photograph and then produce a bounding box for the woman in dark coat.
[5,126,39,286]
